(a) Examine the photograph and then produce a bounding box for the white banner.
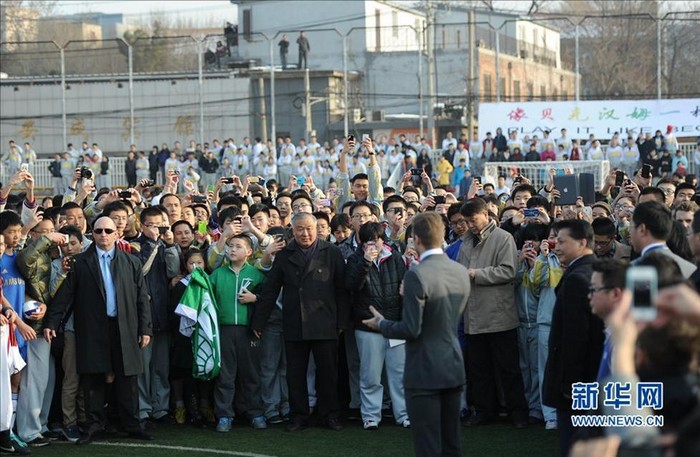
[478,99,700,139]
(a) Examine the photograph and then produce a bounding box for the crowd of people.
[1,129,700,457]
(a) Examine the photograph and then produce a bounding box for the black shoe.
[267,415,284,425]
[324,417,343,432]
[25,436,50,447]
[346,408,361,421]
[465,412,489,427]
[286,420,308,432]
[42,430,62,441]
[127,430,154,441]
[76,430,102,445]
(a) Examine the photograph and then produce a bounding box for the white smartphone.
[20,163,29,172]
[626,266,658,322]
[406,237,415,251]
[362,134,370,142]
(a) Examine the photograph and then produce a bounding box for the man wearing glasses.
[44,216,153,444]
[591,217,631,261]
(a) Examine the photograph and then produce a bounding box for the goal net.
[482,160,610,191]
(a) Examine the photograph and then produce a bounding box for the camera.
[523,208,540,218]
[222,177,235,184]
[157,226,169,235]
[410,168,422,176]
[80,166,93,180]
[119,191,132,199]
[433,195,446,205]
[192,195,207,204]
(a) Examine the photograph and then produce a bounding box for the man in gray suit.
[363,212,469,457]
[630,201,697,278]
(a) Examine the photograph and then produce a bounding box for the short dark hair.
[183,248,205,264]
[358,222,386,244]
[350,173,369,183]
[526,195,550,211]
[557,219,594,247]
[160,193,180,206]
[639,186,666,203]
[482,194,499,207]
[482,183,495,191]
[140,205,165,224]
[218,206,242,225]
[460,198,488,218]
[249,203,270,218]
[521,223,549,243]
[230,234,253,250]
[58,224,83,242]
[592,217,617,238]
[0,210,21,233]
[382,195,407,213]
[291,192,313,209]
[633,201,672,241]
[675,182,695,197]
[171,220,194,233]
[350,200,375,217]
[511,184,537,200]
[330,213,352,232]
[312,211,330,225]
[447,202,463,220]
[592,259,628,290]
[60,201,82,215]
[217,196,244,212]
[102,201,129,218]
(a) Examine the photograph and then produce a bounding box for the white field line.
[93,442,277,457]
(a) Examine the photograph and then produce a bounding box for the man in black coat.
[542,220,604,457]
[252,212,348,432]
[44,216,153,444]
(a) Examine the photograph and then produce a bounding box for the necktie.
[101,253,117,317]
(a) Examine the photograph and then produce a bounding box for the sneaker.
[10,432,28,450]
[25,436,50,447]
[174,407,186,425]
[216,417,232,433]
[42,431,61,441]
[1,438,30,456]
[400,419,411,429]
[545,420,558,430]
[201,406,216,424]
[363,420,379,431]
[250,416,267,430]
[267,415,284,425]
[62,425,81,443]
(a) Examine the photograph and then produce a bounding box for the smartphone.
[64,234,70,245]
[523,208,539,218]
[433,195,446,205]
[273,234,285,243]
[297,176,306,185]
[192,195,207,204]
[615,171,625,187]
[141,179,155,187]
[347,135,355,143]
[641,163,652,179]
[157,226,169,235]
[626,266,658,322]
[119,191,132,199]
[20,163,29,172]
[410,168,422,176]
[173,169,180,176]
[524,241,534,250]
[207,184,216,193]
[473,176,481,185]
[234,216,243,223]
[362,134,370,142]
[513,176,522,185]
[222,177,235,184]
[249,176,260,183]
[197,220,208,235]
[317,198,331,207]
[406,238,415,251]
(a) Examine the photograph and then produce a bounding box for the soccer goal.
[483,160,610,190]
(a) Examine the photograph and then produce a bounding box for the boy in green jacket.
[209,234,266,432]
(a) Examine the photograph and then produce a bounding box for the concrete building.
[0,5,39,50]
[229,0,578,141]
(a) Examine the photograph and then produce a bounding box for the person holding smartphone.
[130,207,181,425]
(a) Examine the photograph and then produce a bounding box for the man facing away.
[363,212,470,457]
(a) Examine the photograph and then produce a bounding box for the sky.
[53,0,237,26]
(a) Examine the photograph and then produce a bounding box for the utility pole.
[467,9,476,139]
[258,77,267,142]
[426,1,436,146]
[304,68,312,140]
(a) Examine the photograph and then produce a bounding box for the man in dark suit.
[363,212,470,457]
[252,212,348,432]
[44,216,153,444]
[542,220,604,457]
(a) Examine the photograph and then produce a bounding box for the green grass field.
[31,419,557,457]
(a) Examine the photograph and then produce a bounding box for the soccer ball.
[22,300,41,320]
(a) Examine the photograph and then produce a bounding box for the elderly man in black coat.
[44,216,152,444]
[252,212,348,432]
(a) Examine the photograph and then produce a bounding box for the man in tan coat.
[457,198,529,428]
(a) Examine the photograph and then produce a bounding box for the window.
[540,85,546,100]
[562,89,568,101]
[527,82,534,101]
[392,11,398,38]
[484,73,492,102]
[375,9,381,51]
[552,88,558,101]
[243,9,252,41]
[499,77,506,99]
[456,30,461,49]
[513,80,521,102]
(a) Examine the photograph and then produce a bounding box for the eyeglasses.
[450,219,467,227]
[593,238,613,246]
[352,213,373,220]
[659,188,675,195]
[292,203,311,211]
[93,228,115,235]
[588,286,612,294]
